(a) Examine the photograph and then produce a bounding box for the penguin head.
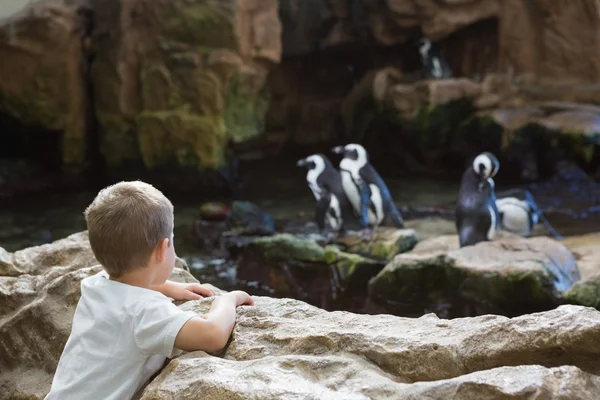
[472,152,499,180]
[297,154,327,171]
[418,37,431,57]
[331,144,368,166]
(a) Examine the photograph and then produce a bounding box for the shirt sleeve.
[132,295,197,357]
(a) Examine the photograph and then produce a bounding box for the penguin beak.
[296,158,307,167]
[331,146,345,155]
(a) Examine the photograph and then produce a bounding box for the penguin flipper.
[358,183,372,229]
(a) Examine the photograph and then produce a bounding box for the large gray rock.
[0,233,198,399]
[233,233,385,310]
[562,233,600,309]
[0,231,96,276]
[140,297,600,399]
[368,235,581,318]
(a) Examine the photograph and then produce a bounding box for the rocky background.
[2,0,600,199]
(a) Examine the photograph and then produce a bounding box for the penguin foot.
[357,228,375,242]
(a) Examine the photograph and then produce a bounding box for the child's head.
[84,180,175,283]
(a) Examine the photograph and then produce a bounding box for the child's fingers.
[184,291,203,300]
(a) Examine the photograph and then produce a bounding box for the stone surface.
[0,231,199,399]
[232,233,385,309]
[4,233,600,399]
[0,0,90,166]
[368,235,581,318]
[90,0,282,170]
[140,297,600,399]
[0,231,95,277]
[333,227,418,261]
[278,0,500,53]
[562,233,600,310]
[499,0,600,85]
[142,359,600,400]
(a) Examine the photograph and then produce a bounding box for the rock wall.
[1,0,600,180]
[90,0,281,169]
[0,0,91,166]
[0,0,282,175]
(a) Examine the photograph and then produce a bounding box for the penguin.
[455,152,500,247]
[495,188,563,239]
[418,37,453,79]
[331,143,404,232]
[296,154,353,234]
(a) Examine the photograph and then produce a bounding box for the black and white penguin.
[331,143,404,230]
[495,188,563,239]
[296,154,353,233]
[418,37,453,79]
[455,152,500,247]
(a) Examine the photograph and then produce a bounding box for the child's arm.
[151,280,216,300]
[174,290,254,353]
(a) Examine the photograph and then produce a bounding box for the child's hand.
[230,290,254,306]
[173,282,217,300]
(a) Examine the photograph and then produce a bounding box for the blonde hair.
[84,180,174,277]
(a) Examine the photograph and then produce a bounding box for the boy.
[45,181,254,400]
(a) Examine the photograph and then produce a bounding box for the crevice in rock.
[0,112,63,200]
[76,4,105,181]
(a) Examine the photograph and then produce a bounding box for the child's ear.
[155,238,169,262]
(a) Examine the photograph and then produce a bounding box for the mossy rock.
[333,228,418,262]
[564,275,600,310]
[136,110,227,169]
[324,245,384,292]
[233,233,384,307]
[246,234,326,264]
[368,235,581,318]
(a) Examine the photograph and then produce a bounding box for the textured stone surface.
[90,0,281,169]
[0,232,198,399]
[0,231,95,277]
[140,297,600,399]
[499,0,600,85]
[4,233,600,399]
[0,0,90,166]
[562,233,600,310]
[333,227,418,261]
[368,235,581,318]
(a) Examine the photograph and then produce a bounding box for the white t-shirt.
[45,270,197,400]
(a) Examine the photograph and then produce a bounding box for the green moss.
[402,97,478,156]
[136,109,226,169]
[334,229,418,262]
[369,253,562,317]
[224,72,270,143]
[164,1,237,50]
[564,279,600,309]
[0,75,63,131]
[250,234,326,263]
[324,245,383,290]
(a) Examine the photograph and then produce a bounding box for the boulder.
[499,0,600,85]
[0,0,91,166]
[368,235,581,318]
[89,0,282,170]
[225,201,275,236]
[562,233,600,310]
[233,233,384,309]
[140,297,600,399]
[333,227,418,262]
[0,231,96,277]
[4,233,600,399]
[0,232,199,400]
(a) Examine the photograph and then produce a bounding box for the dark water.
[1,160,599,299]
